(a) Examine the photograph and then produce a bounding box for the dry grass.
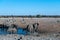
[0,18,60,33]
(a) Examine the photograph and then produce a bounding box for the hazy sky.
[0,0,60,15]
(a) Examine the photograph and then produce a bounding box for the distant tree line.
[0,15,60,18]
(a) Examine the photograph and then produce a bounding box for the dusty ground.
[0,33,60,40]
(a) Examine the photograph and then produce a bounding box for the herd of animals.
[0,22,39,34]
[0,17,60,34]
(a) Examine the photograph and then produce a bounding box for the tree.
[36,15,41,18]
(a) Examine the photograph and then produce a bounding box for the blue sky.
[0,0,60,15]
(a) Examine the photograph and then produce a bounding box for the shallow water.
[17,28,27,35]
[0,28,27,35]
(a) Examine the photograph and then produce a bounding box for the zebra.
[24,23,39,33]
